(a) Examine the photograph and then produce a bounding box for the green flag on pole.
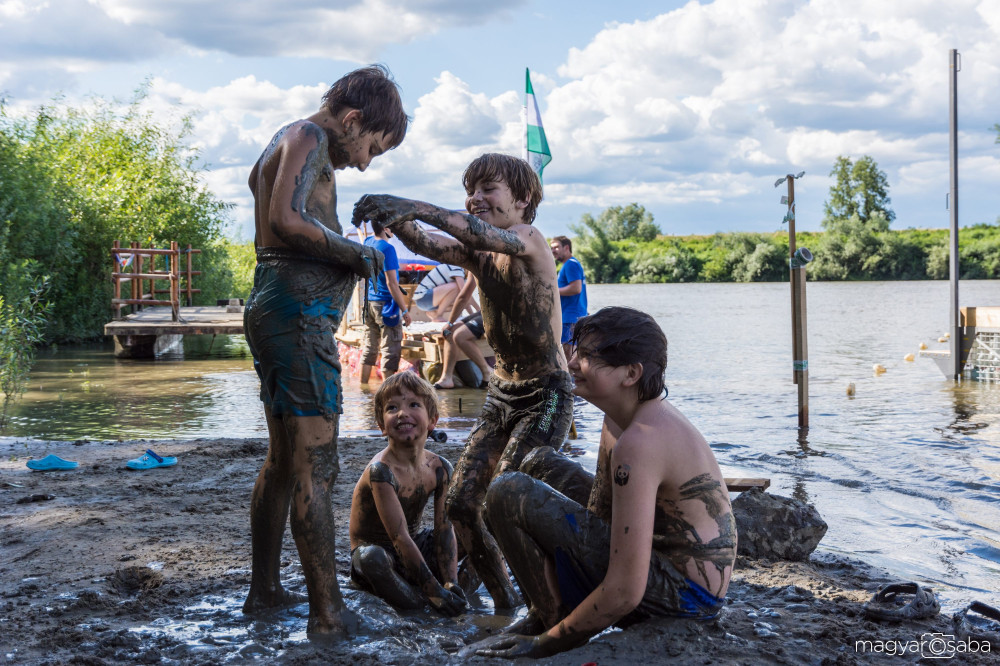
[523,68,551,179]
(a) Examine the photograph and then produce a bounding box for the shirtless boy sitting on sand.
[475,307,737,658]
[351,154,573,609]
[348,372,466,616]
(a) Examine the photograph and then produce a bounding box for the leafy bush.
[0,91,234,341]
[0,274,51,429]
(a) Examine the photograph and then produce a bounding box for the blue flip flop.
[26,454,79,471]
[126,449,177,470]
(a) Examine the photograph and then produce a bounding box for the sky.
[2,0,1000,243]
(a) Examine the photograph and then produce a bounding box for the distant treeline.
[574,223,1000,284]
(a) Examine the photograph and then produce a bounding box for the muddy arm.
[353,194,527,259]
[269,123,382,278]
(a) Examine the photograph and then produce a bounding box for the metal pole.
[948,49,961,380]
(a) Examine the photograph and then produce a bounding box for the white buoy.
[919,342,928,350]
[846,382,856,396]
[873,364,887,374]
[904,353,915,362]
[938,337,948,343]
[943,332,951,339]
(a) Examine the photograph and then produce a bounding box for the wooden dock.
[104,305,244,358]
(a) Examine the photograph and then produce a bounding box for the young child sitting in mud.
[472,307,738,658]
[348,372,467,616]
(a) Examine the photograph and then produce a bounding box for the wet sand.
[0,437,986,664]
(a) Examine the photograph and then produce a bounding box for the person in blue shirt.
[361,226,413,383]
[550,236,588,359]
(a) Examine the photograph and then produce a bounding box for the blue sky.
[2,0,999,242]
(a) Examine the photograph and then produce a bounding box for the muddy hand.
[473,634,542,658]
[353,243,385,280]
[443,581,467,604]
[428,583,467,617]
[351,194,414,232]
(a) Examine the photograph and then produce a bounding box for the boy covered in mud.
[474,307,737,658]
[349,372,466,616]
[351,154,573,609]
[242,65,409,636]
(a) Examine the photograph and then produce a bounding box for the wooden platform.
[104,306,244,336]
[104,306,244,358]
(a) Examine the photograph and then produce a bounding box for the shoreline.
[0,437,987,664]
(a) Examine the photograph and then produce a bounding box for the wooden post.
[131,241,140,311]
[783,174,809,428]
[112,240,121,319]
[170,241,179,322]
[185,244,193,307]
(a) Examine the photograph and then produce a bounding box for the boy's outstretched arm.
[268,123,383,279]
[370,468,466,616]
[353,194,528,258]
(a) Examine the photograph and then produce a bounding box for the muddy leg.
[352,545,424,609]
[446,440,520,609]
[244,405,305,613]
[485,472,566,629]
[286,414,347,636]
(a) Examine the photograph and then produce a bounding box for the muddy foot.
[307,608,354,639]
[242,587,308,614]
[503,609,546,635]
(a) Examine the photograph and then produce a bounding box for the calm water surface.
[3,281,1000,611]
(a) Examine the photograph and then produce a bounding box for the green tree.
[592,203,661,242]
[628,244,700,283]
[0,91,235,341]
[822,155,894,231]
[701,233,787,282]
[569,214,628,284]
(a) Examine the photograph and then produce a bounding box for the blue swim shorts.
[244,252,355,418]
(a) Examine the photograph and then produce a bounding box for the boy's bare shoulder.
[423,450,453,476]
[621,400,706,456]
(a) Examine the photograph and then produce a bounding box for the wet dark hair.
[552,235,572,251]
[373,371,439,430]
[462,153,543,224]
[322,64,410,149]
[571,307,667,402]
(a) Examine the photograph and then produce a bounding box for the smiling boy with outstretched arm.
[351,154,573,609]
[348,372,466,616]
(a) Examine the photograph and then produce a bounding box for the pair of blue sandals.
[26,449,177,471]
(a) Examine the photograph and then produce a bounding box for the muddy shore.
[0,437,989,664]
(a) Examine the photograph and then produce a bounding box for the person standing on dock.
[360,225,412,383]
[241,65,409,637]
[351,153,573,610]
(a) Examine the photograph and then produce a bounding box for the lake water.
[3,281,999,611]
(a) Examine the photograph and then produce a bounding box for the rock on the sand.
[732,488,827,561]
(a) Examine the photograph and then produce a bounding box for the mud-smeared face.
[332,113,391,172]
[379,387,436,444]
[465,178,528,229]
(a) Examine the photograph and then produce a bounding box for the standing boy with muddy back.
[351,153,573,609]
[242,65,408,636]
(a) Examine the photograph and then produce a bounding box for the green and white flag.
[523,68,551,179]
